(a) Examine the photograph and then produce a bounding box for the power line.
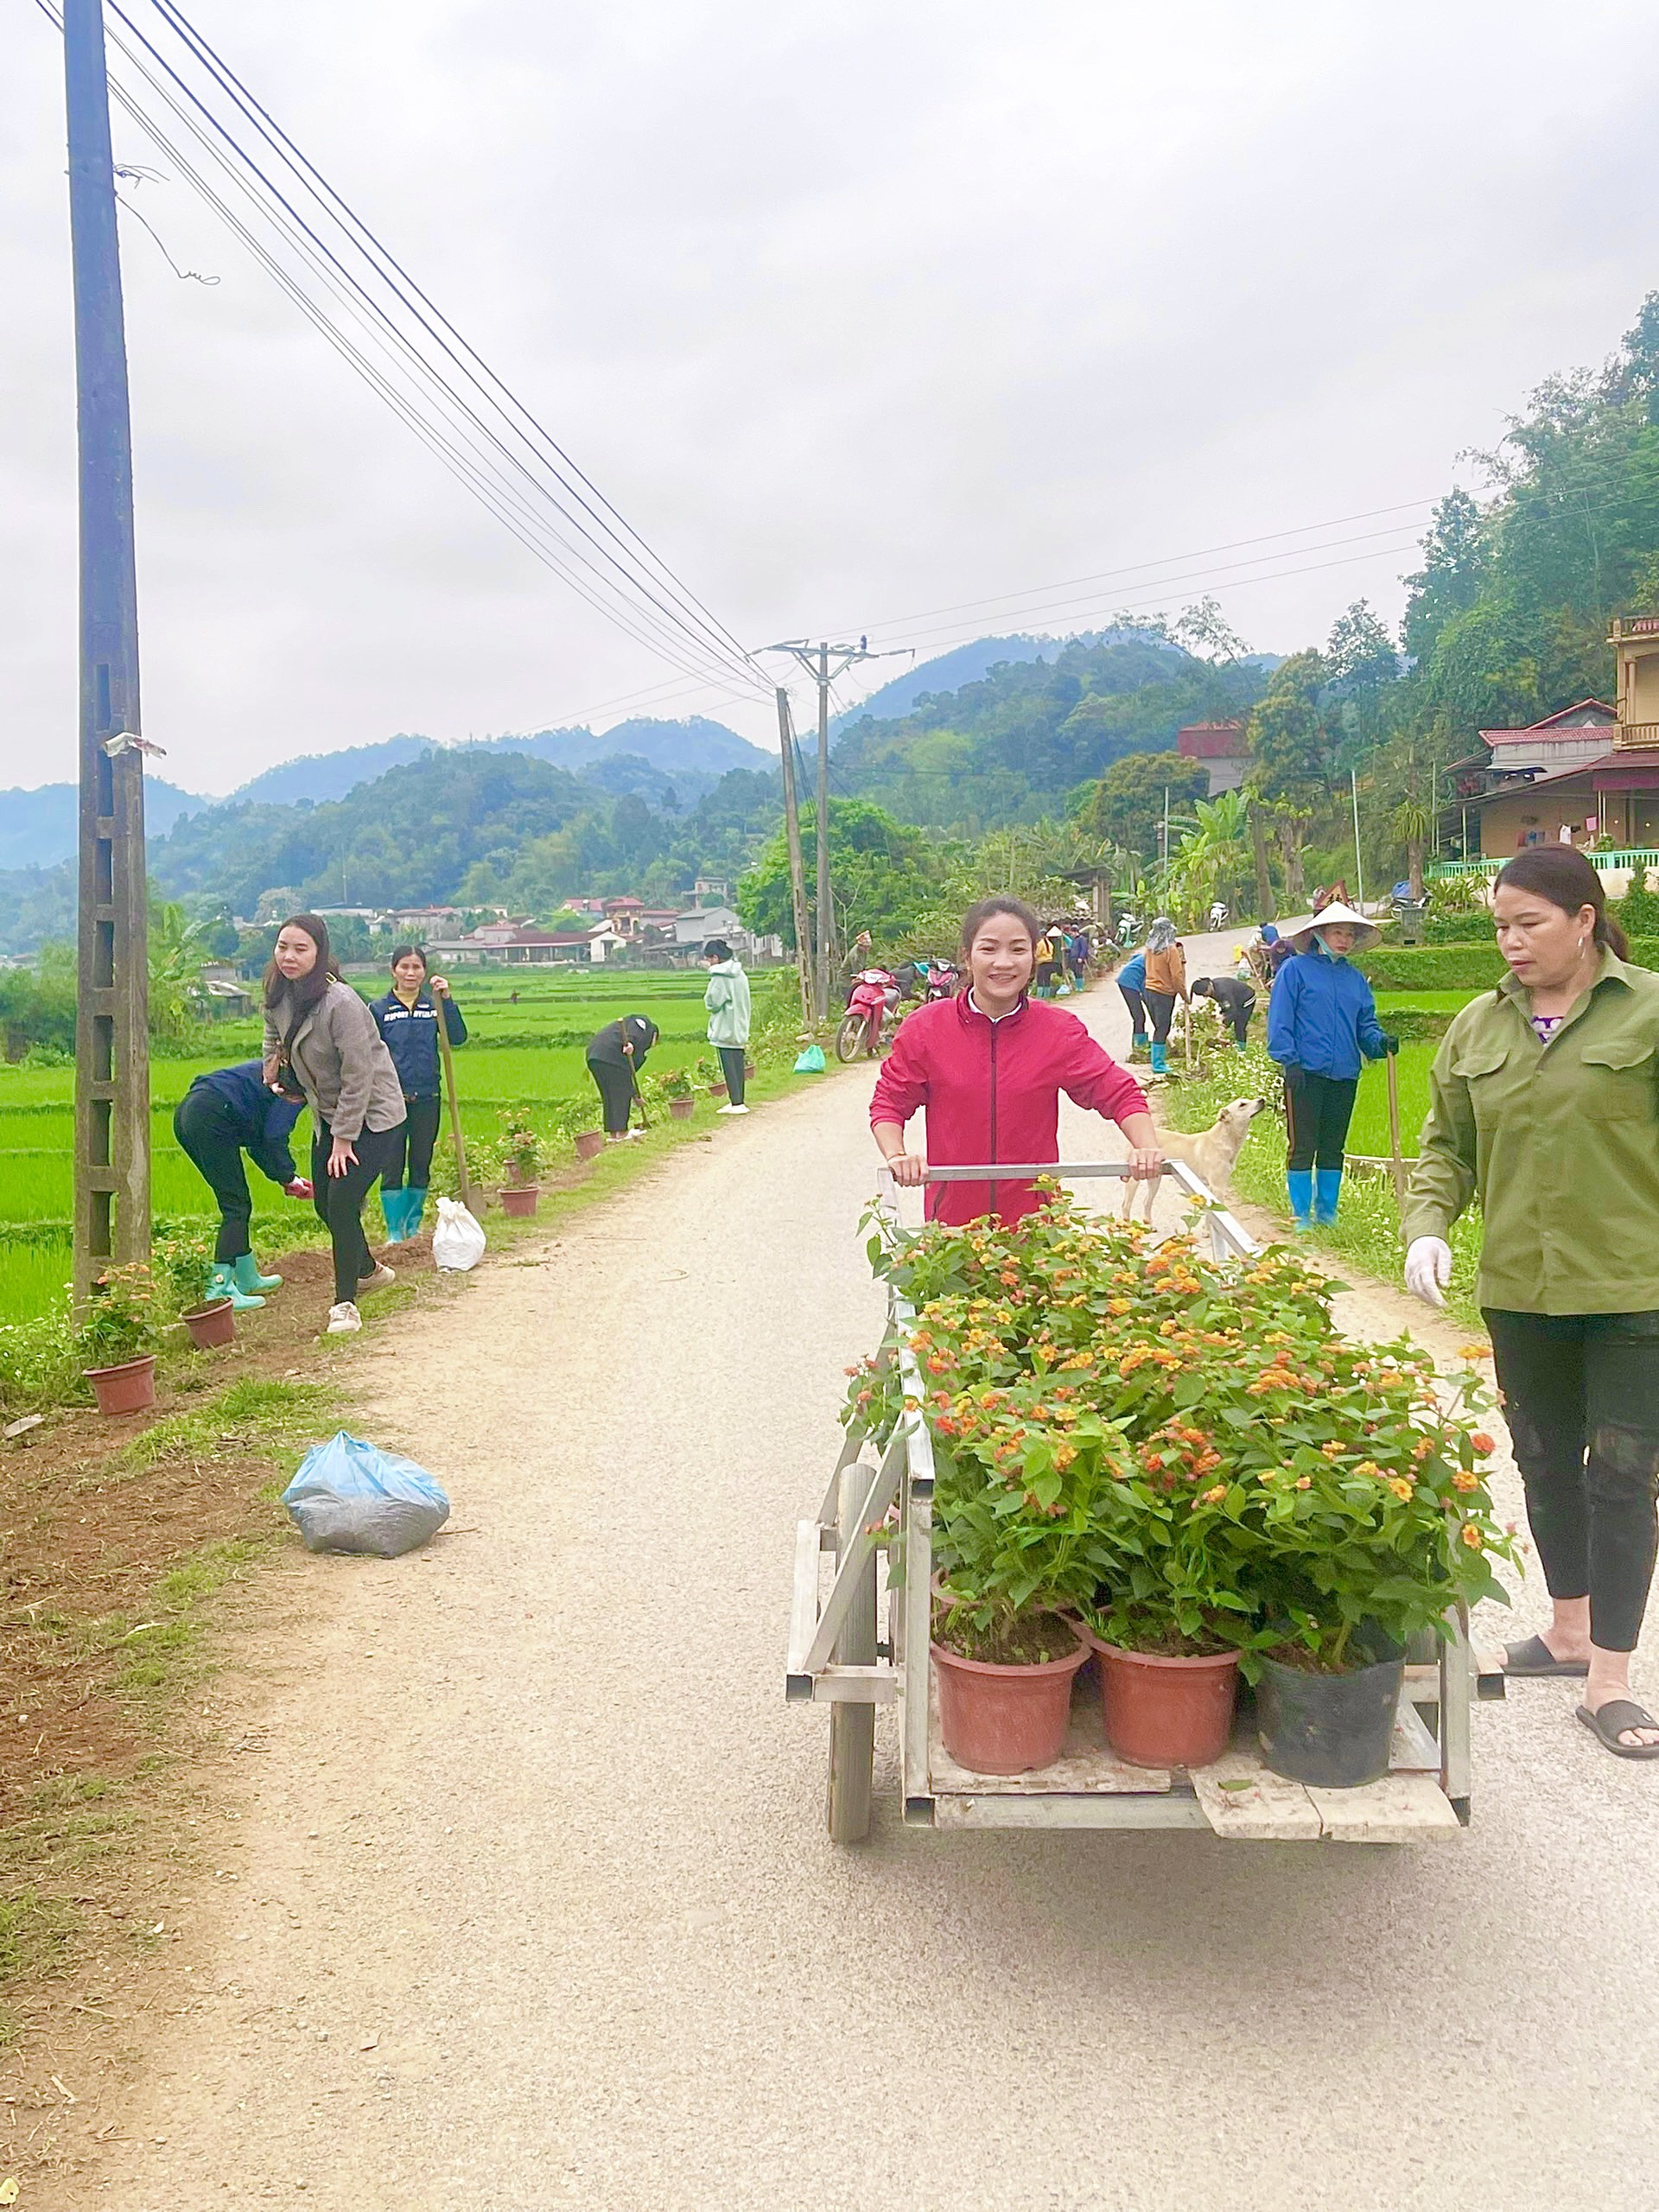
[32,0,768,701]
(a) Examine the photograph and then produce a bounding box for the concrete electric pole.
[763,639,911,1020]
[63,0,150,1298]
[772,687,813,1023]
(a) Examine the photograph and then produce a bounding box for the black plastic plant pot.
[1255,1636,1405,1789]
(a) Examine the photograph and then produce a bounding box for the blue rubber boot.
[381,1187,410,1243]
[1148,1041,1168,1075]
[210,1261,264,1311]
[1131,1029,1149,1053]
[231,1251,280,1294]
[402,1186,429,1239]
[1314,1166,1344,1224]
[1287,1170,1314,1232]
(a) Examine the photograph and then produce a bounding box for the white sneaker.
[358,1263,397,1294]
[326,1300,362,1335]
[727,1103,750,1115]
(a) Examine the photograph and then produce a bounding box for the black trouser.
[1118,983,1149,1036]
[1285,1072,1357,1172]
[587,1056,634,1135]
[1142,988,1177,1045]
[312,1119,404,1305]
[717,1046,747,1105]
[1485,1310,1659,1653]
[1220,995,1254,1046]
[385,1094,442,1189]
[173,1088,258,1263]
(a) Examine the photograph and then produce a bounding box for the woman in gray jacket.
[262,913,408,1336]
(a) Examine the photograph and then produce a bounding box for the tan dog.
[1122,1096,1268,1220]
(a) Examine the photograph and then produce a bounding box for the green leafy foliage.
[1070,751,1208,860]
[736,798,945,949]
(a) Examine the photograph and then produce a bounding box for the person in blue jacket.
[173,1061,311,1309]
[369,947,467,1242]
[1267,900,1398,1230]
[1116,942,1150,1058]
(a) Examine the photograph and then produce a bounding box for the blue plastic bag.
[282,1431,450,1558]
[793,1045,827,1073]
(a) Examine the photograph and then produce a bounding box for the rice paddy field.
[0,968,750,1325]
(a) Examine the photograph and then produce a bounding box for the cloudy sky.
[3,0,1655,797]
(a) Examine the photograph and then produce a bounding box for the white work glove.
[1404,1236,1452,1308]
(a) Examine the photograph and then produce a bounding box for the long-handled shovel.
[432,987,473,1212]
[1385,1051,1406,1214]
[624,1043,651,1134]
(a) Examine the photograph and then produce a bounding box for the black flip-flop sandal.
[1504,1634,1589,1678]
[1575,1700,1659,1759]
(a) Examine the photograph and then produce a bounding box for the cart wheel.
[826,1465,876,1844]
[834,1014,865,1064]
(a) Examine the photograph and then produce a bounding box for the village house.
[1175,721,1249,797]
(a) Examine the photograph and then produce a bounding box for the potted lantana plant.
[662,1069,696,1122]
[499,1122,543,1217]
[559,1096,605,1164]
[79,1262,163,1415]
[153,1224,236,1349]
[1237,1339,1516,1786]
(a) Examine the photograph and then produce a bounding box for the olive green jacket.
[1403,950,1659,1315]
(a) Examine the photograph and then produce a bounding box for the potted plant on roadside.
[153,1224,236,1349]
[662,1069,696,1122]
[698,1052,728,1101]
[79,1262,162,1415]
[1238,1339,1516,1786]
[562,1096,605,1164]
[498,1122,542,1216]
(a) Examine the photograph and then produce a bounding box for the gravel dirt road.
[82,954,1659,2211]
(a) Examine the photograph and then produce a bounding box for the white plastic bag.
[283,1432,450,1557]
[431,1197,486,1272]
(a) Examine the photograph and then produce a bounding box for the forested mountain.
[831,632,1268,831]
[0,775,207,869]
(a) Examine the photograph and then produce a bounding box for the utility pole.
[773,687,812,1023]
[1351,767,1365,910]
[763,639,911,1021]
[65,0,149,1300]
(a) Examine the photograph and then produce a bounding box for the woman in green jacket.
[1403,848,1659,1758]
[702,939,753,1115]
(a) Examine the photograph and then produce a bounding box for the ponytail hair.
[1494,848,1627,958]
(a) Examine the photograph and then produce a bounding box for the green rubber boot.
[231,1252,281,1294]
[402,1187,429,1238]
[209,1262,264,1312]
[381,1187,410,1243]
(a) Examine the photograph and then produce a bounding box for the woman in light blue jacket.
[702,939,753,1115]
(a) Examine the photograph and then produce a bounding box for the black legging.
[311,1118,404,1305]
[1141,988,1177,1046]
[1286,1073,1357,1172]
[173,1089,259,1263]
[384,1094,442,1190]
[1486,1310,1659,1652]
[587,1055,635,1135]
[1118,983,1149,1035]
[717,1046,747,1105]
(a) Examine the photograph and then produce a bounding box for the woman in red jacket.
[870,896,1162,1225]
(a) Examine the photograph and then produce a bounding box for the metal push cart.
[787,1160,1503,1846]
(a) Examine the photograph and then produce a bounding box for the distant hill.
[226,735,438,810]
[832,628,1186,732]
[0,776,207,870]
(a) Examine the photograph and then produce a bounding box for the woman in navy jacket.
[1267,901,1397,1229]
[173,1061,309,1309]
[369,946,467,1241]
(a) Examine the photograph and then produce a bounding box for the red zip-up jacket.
[868,991,1149,1226]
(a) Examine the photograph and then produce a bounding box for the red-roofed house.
[1175,721,1249,796]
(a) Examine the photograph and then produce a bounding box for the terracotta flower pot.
[708,1082,728,1099]
[1090,1634,1240,1769]
[499,1184,539,1217]
[931,1624,1090,1775]
[181,1298,235,1350]
[84,1353,158,1418]
[573,1131,605,1162]
[668,1096,695,1120]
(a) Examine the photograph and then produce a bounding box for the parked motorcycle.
[836,968,903,1061]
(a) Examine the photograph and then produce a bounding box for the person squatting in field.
[370,945,467,1243]
[1405,845,1659,1760]
[869,895,1162,1226]
[262,913,408,1337]
[172,1060,311,1310]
